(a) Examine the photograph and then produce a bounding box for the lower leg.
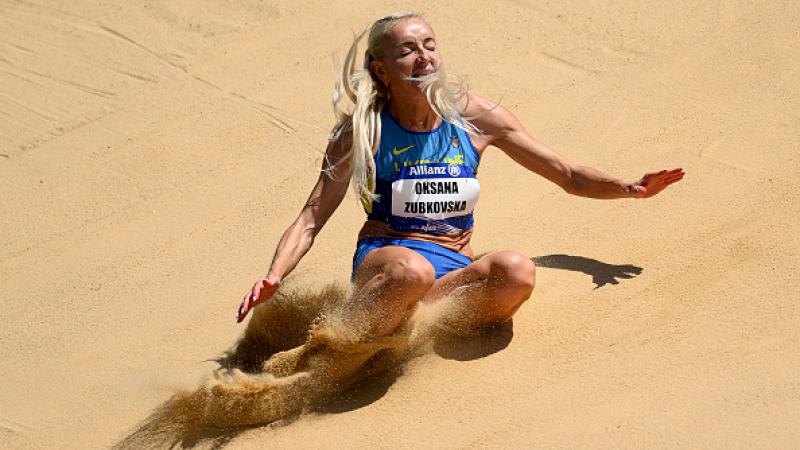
[342,247,435,338]
[341,273,428,338]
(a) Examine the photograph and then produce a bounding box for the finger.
[656,169,680,178]
[236,301,247,323]
[654,171,683,184]
[239,288,256,318]
[659,173,683,183]
[662,170,683,181]
[664,173,685,184]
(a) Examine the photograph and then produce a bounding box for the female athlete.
[235,12,684,338]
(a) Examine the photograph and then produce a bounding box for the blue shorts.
[352,237,473,281]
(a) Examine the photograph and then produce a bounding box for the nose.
[415,48,433,66]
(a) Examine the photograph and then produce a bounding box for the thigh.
[423,250,535,302]
[352,245,435,290]
[421,250,536,327]
[353,238,470,281]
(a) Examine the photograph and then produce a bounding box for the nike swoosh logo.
[392,144,415,156]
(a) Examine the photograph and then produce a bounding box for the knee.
[491,251,536,298]
[383,255,436,294]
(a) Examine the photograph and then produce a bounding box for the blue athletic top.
[360,107,481,241]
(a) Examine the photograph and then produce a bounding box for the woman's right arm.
[236,132,352,322]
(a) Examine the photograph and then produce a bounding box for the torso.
[357,107,481,257]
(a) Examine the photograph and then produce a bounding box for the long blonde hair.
[330,12,475,209]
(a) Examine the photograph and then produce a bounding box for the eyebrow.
[398,37,436,47]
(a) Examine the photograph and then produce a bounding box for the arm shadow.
[531,254,643,289]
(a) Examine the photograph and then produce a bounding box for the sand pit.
[1,1,799,448]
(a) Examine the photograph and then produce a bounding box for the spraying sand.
[115,283,483,448]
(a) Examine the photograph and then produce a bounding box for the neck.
[387,95,441,132]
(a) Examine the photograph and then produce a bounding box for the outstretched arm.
[237,132,353,322]
[468,95,684,199]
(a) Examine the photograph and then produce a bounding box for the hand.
[629,168,685,198]
[236,273,280,323]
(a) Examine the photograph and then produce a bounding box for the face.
[370,18,440,98]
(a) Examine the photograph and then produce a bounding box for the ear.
[369,60,389,87]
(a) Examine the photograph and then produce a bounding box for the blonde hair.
[330,12,475,209]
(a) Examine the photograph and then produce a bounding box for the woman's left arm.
[469,96,684,199]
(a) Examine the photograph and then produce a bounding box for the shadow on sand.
[532,254,642,288]
[319,319,514,414]
[433,320,514,361]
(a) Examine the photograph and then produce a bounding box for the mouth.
[412,68,434,78]
[404,66,440,87]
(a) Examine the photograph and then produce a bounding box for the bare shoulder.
[464,93,523,145]
[321,126,353,180]
[327,126,352,156]
[463,92,498,117]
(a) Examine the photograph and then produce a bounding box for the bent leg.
[423,250,536,329]
[346,246,435,338]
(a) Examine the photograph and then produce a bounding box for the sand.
[1,1,799,448]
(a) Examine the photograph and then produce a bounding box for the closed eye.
[424,38,436,51]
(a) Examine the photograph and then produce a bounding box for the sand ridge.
[1,1,799,448]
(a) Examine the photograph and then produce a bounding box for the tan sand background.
[1,0,799,448]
